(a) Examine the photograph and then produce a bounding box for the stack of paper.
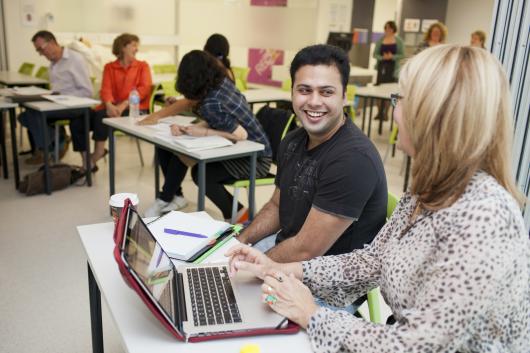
[147,211,230,260]
[12,86,52,96]
[171,135,233,151]
[42,94,100,107]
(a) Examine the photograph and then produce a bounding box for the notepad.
[42,94,100,107]
[147,211,230,260]
[12,86,52,96]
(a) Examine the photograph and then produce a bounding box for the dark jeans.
[69,109,148,152]
[157,148,243,219]
[18,109,78,150]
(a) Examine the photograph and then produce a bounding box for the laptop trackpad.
[234,271,285,329]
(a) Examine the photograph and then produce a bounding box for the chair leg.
[54,123,59,163]
[367,288,382,323]
[135,138,144,166]
[231,187,240,224]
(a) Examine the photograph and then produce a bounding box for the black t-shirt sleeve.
[313,152,379,220]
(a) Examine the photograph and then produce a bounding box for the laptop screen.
[123,207,178,324]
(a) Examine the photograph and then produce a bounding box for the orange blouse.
[97,59,152,111]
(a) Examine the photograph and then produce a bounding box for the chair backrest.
[152,64,177,74]
[35,66,49,81]
[281,78,292,92]
[18,62,35,75]
[160,80,179,98]
[345,84,356,121]
[232,67,250,91]
[387,191,399,219]
[256,106,297,163]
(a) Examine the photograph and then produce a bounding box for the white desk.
[152,73,176,85]
[78,221,311,353]
[0,101,19,188]
[0,71,48,87]
[22,100,97,193]
[243,88,292,111]
[103,117,265,218]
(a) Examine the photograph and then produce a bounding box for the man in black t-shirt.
[238,45,387,262]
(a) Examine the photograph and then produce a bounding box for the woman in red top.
[71,33,152,169]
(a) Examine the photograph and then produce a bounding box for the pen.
[275,317,288,329]
[163,228,207,238]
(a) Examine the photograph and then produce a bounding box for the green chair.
[232,67,250,91]
[360,191,400,323]
[35,66,49,81]
[152,64,177,74]
[345,84,356,121]
[383,125,399,163]
[281,78,291,92]
[224,113,296,223]
[18,62,35,75]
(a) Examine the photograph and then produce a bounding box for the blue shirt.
[197,78,272,158]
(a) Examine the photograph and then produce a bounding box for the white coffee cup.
[109,193,139,224]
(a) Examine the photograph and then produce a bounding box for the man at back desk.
[237,45,387,262]
[19,30,93,165]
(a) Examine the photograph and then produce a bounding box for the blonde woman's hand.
[225,243,276,279]
[262,271,318,329]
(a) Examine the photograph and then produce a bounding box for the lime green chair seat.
[152,64,177,74]
[346,84,356,121]
[281,78,291,92]
[35,66,49,80]
[360,191,400,324]
[18,62,35,75]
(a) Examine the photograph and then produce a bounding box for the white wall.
[445,0,495,47]
[3,0,177,72]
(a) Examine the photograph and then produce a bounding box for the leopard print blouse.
[302,171,530,353]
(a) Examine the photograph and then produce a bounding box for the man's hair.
[176,50,226,101]
[398,44,524,210]
[423,22,448,43]
[112,33,140,58]
[204,33,231,71]
[31,30,57,43]
[289,44,350,93]
[385,21,398,33]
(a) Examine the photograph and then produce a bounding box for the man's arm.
[237,188,281,245]
[265,207,353,262]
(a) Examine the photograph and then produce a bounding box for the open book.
[147,211,231,261]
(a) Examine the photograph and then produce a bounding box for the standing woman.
[144,50,272,220]
[470,30,487,49]
[227,45,530,352]
[373,20,404,119]
[415,22,447,54]
[70,33,152,169]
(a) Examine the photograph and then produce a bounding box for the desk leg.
[108,128,115,197]
[248,152,257,220]
[367,97,374,138]
[0,110,7,179]
[42,112,51,195]
[154,148,160,199]
[87,263,104,353]
[197,161,205,211]
[9,108,19,189]
[84,109,92,187]
[361,97,367,132]
[378,99,384,135]
[403,156,411,192]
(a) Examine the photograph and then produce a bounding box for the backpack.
[18,163,85,196]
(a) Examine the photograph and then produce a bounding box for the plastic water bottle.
[128,88,140,119]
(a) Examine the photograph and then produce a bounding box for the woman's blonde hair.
[398,45,524,210]
[423,22,448,43]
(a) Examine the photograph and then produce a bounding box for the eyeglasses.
[35,41,49,53]
[390,93,403,108]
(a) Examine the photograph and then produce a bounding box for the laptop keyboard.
[187,266,242,326]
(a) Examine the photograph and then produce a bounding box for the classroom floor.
[0,115,405,353]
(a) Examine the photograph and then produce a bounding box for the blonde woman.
[226,45,529,352]
[415,21,447,54]
[470,30,487,49]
